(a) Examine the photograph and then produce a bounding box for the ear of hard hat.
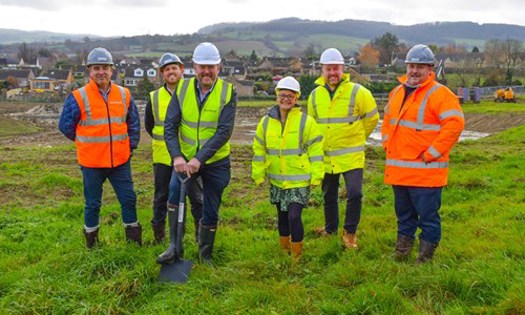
[87,47,113,66]
[320,48,345,65]
[405,44,435,65]
[276,76,301,96]
[159,53,183,69]
[192,42,221,65]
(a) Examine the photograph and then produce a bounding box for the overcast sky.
[1,0,524,37]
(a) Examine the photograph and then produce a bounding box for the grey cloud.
[0,0,63,10]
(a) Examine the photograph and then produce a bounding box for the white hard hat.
[276,76,301,96]
[320,48,344,65]
[87,47,113,66]
[192,42,221,65]
[405,44,435,66]
[158,52,183,69]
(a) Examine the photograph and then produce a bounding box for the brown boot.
[394,234,414,261]
[314,226,334,237]
[279,236,291,253]
[151,221,166,244]
[125,223,142,246]
[415,239,438,264]
[290,241,303,263]
[83,227,99,249]
[342,230,358,249]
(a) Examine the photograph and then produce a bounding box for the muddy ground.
[0,102,524,147]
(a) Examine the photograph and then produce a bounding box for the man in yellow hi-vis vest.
[144,52,203,246]
[158,42,237,266]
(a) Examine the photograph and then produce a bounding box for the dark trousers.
[81,160,137,228]
[168,159,230,226]
[276,203,304,242]
[151,163,203,225]
[322,168,363,234]
[393,185,442,244]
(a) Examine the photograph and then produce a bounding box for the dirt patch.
[464,113,525,133]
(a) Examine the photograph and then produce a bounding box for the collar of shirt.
[196,80,217,103]
[98,83,111,102]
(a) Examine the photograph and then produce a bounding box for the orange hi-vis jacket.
[72,80,132,168]
[381,72,464,187]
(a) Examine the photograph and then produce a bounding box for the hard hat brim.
[192,58,221,65]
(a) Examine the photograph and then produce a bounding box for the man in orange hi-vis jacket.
[381,44,464,264]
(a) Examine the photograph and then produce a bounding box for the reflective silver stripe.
[397,119,441,131]
[76,133,128,143]
[386,159,448,169]
[79,87,91,118]
[200,137,210,146]
[178,79,191,110]
[385,85,403,114]
[198,121,218,128]
[219,80,228,113]
[316,117,357,124]
[180,134,196,146]
[428,146,441,159]
[382,134,389,142]
[305,135,322,147]
[152,134,164,141]
[311,89,318,119]
[181,119,198,128]
[261,115,270,145]
[298,112,307,153]
[363,107,378,119]
[78,86,127,126]
[268,173,311,181]
[266,148,303,156]
[439,109,464,121]
[79,116,126,126]
[347,84,360,117]
[325,146,364,156]
[252,155,265,162]
[153,89,163,126]
[254,134,265,145]
[117,86,128,116]
[309,155,323,162]
[415,84,442,130]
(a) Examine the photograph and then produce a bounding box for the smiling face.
[277,89,297,112]
[161,63,183,87]
[406,63,432,86]
[194,64,220,92]
[321,64,344,90]
[88,64,113,90]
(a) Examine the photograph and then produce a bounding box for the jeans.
[151,163,203,225]
[168,159,230,226]
[393,185,443,244]
[81,160,137,228]
[322,168,363,234]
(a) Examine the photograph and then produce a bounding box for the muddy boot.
[83,227,99,249]
[151,220,166,244]
[290,241,303,263]
[394,234,415,261]
[342,230,358,249]
[125,223,142,246]
[198,221,217,267]
[415,239,438,265]
[280,235,291,253]
[156,207,179,264]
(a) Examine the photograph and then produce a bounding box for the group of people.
[58,42,464,266]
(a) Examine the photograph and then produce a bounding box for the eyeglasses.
[278,94,295,100]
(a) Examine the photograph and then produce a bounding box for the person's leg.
[342,168,363,234]
[411,186,442,264]
[81,166,106,248]
[288,202,305,262]
[320,173,340,234]
[187,176,204,241]
[392,185,417,260]
[276,204,291,251]
[151,163,172,242]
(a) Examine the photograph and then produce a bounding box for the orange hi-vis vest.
[381,72,464,187]
[73,80,132,168]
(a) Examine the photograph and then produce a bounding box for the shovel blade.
[159,259,193,283]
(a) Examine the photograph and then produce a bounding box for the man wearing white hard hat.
[307,48,379,249]
[161,42,237,266]
[252,76,324,263]
[144,53,204,258]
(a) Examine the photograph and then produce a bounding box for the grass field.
[0,102,524,314]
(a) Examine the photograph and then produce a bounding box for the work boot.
[290,241,303,263]
[156,207,179,264]
[151,220,166,244]
[394,234,415,261]
[342,230,358,249]
[83,227,99,249]
[314,226,334,237]
[193,220,200,243]
[198,221,217,267]
[415,239,439,265]
[279,235,291,253]
[125,223,142,246]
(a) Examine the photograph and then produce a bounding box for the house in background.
[30,69,74,94]
[0,69,36,89]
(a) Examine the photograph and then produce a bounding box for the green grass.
[0,104,524,313]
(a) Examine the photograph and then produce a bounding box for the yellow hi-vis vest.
[177,78,233,164]
[307,73,379,174]
[149,87,172,166]
[252,106,324,189]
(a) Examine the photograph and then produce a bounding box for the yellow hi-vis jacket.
[177,77,233,164]
[149,87,172,166]
[252,105,324,189]
[307,73,379,174]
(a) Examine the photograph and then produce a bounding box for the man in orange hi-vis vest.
[381,44,464,264]
[59,47,141,249]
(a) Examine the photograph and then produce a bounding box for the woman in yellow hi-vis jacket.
[252,76,324,262]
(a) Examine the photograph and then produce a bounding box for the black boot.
[151,220,166,244]
[83,227,99,249]
[198,221,217,267]
[156,207,179,264]
[125,223,142,246]
[415,239,438,264]
[394,234,415,261]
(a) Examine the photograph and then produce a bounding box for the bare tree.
[485,39,523,84]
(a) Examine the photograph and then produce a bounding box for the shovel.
[159,175,193,283]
